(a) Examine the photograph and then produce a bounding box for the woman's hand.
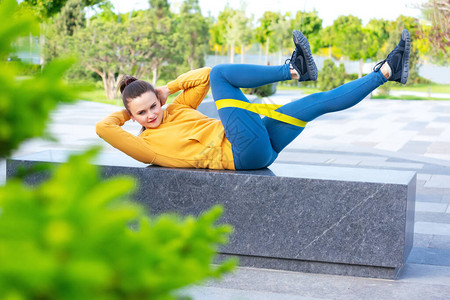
[155,85,171,106]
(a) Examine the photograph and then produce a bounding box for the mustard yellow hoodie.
[96,67,235,170]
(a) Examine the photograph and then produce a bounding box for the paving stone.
[414,212,450,224]
[399,141,431,154]
[348,128,374,135]
[358,161,424,170]
[417,128,445,137]
[424,175,450,188]
[403,122,429,131]
[415,202,449,213]
[0,159,5,186]
[413,233,433,248]
[430,235,450,250]
[417,173,433,181]
[434,116,450,123]
[427,142,450,154]
[181,286,327,300]
[415,222,450,236]
[407,247,450,266]
[416,194,443,203]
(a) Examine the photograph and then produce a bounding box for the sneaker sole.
[400,29,411,85]
[293,30,318,81]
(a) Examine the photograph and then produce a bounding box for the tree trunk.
[104,72,117,100]
[265,39,269,64]
[230,43,235,63]
[152,67,158,86]
[258,44,262,64]
[358,58,364,78]
[40,23,45,69]
[29,33,33,64]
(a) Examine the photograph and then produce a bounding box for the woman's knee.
[210,64,228,83]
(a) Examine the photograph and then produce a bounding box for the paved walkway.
[2,92,450,299]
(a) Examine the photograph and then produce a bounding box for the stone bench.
[7,150,416,279]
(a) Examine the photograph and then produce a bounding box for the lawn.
[277,83,450,99]
[78,82,450,104]
[78,86,182,105]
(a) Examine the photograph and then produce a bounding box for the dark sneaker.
[287,30,318,82]
[373,29,411,84]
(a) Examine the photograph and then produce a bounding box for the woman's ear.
[127,110,135,121]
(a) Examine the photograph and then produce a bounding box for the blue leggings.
[209,64,387,170]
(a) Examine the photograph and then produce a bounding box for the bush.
[317,59,345,91]
[0,149,235,300]
[0,1,236,298]
[242,83,277,98]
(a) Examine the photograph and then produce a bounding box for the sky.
[110,0,426,26]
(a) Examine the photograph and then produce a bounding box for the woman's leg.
[210,63,292,170]
[263,70,388,153]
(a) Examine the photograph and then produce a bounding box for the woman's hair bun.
[119,75,138,94]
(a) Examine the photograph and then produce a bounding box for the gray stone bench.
[7,150,416,279]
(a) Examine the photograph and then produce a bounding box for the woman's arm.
[166,67,211,109]
[96,109,157,164]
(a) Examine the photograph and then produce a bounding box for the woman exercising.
[96,29,411,170]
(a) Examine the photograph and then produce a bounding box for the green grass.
[76,81,450,105]
[390,83,450,94]
[277,84,319,94]
[372,95,450,100]
[77,86,182,106]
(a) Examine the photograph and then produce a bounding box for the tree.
[43,0,86,65]
[381,16,421,85]
[269,13,292,65]
[292,10,322,53]
[255,11,280,64]
[331,15,366,77]
[1,3,235,298]
[1,0,75,157]
[20,0,100,19]
[209,16,226,59]
[420,0,450,64]
[317,59,345,91]
[176,0,209,69]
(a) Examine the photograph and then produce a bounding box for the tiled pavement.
[1,93,450,299]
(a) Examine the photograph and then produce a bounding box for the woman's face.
[127,91,163,129]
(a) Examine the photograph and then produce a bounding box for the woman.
[96,29,410,170]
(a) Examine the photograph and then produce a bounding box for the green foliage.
[292,10,323,53]
[0,149,236,300]
[0,0,76,158]
[419,0,449,65]
[269,13,292,62]
[20,0,102,20]
[175,0,209,69]
[380,16,421,85]
[242,83,277,98]
[255,11,281,62]
[1,2,236,299]
[54,0,86,36]
[331,15,364,61]
[317,59,345,91]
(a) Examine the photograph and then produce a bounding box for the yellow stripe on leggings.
[215,99,308,128]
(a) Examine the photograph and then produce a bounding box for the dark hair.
[119,75,157,113]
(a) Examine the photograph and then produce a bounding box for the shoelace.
[373,59,386,72]
[373,45,405,72]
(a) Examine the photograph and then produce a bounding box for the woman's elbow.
[95,121,107,138]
